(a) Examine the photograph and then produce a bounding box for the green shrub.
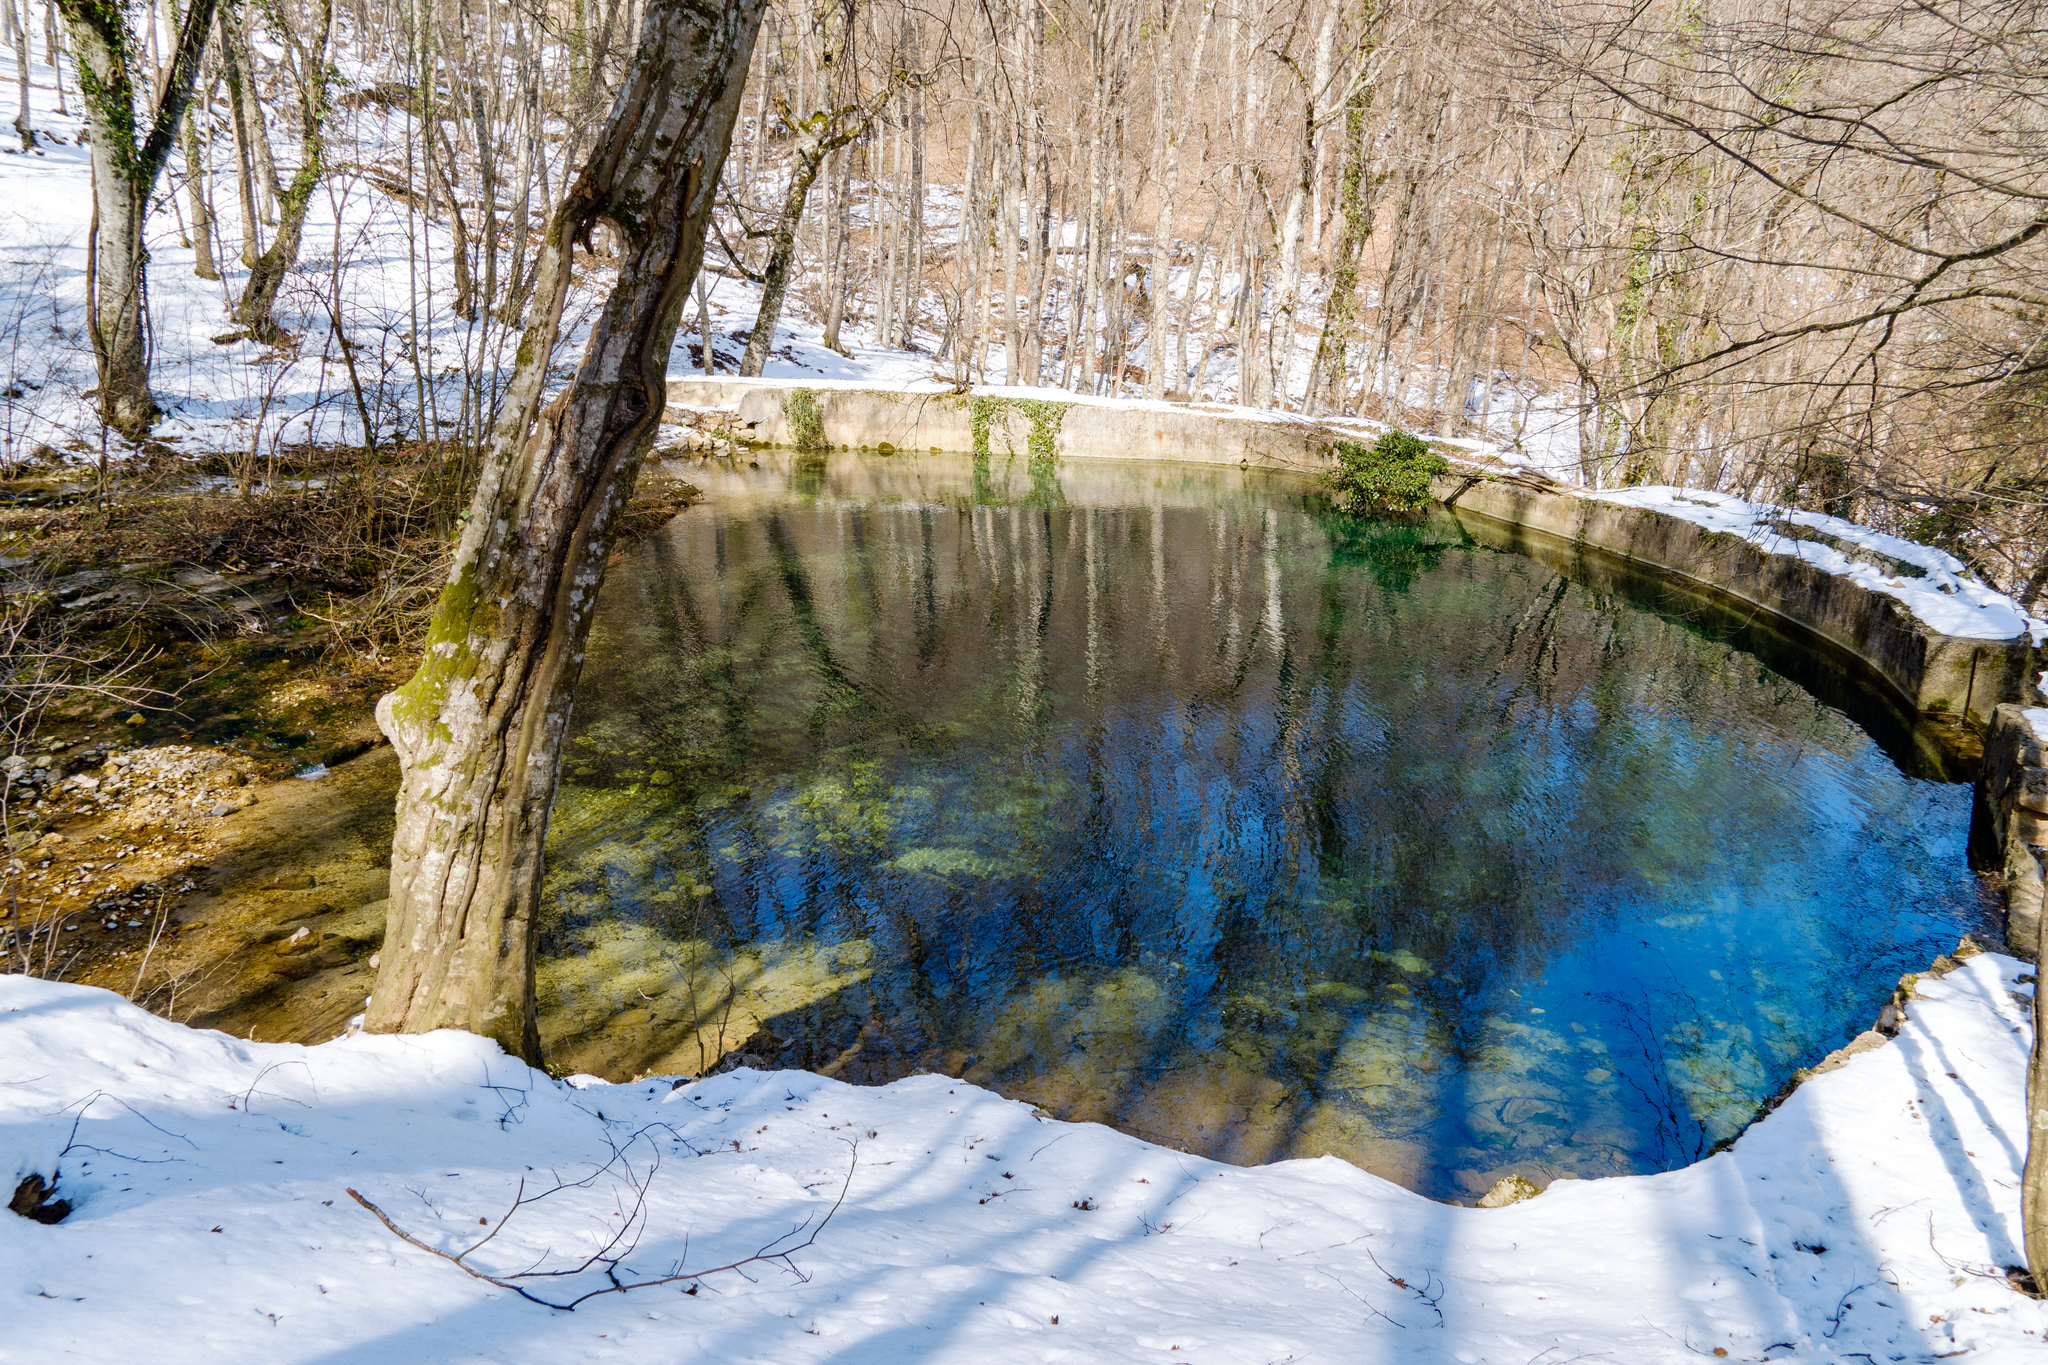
[1324,430,1448,513]
[784,387,826,452]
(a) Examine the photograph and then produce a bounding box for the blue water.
[542,452,1991,1201]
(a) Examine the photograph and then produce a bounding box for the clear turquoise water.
[541,451,1991,1202]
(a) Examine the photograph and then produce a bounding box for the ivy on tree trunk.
[234,0,335,341]
[365,0,768,1064]
[59,0,220,437]
[739,85,898,379]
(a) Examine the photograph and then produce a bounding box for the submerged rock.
[1477,1173,1541,1208]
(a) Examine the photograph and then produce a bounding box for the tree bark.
[236,0,335,340]
[1000,77,1021,380]
[821,141,852,352]
[434,124,478,321]
[1260,6,1337,410]
[235,11,278,223]
[1304,75,1375,414]
[1016,4,1047,384]
[180,84,219,280]
[496,25,541,325]
[59,0,218,437]
[1145,0,1205,401]
[218,4,261,267]
[366,0,766,1063]
[739,86,895,378]
[1019,133,1048,383]
[903,75,924,349]
[12,0,37,149]
[43,1,67,116]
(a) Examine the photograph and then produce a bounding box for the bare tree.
[1521,0,2048,586]
[59,0,219,435]
[234,0,336,339]
[366,0,769,1061]
[739,0,907,377]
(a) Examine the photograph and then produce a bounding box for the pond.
[538,450,1994,1203]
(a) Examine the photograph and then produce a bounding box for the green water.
[539,451,1991,1202]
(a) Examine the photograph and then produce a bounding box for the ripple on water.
[538,452,1993,1201]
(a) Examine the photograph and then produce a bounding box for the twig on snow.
[1317,1267,1404,1328]
[348,1132,858,1311]
[1366,1247,1446,1327]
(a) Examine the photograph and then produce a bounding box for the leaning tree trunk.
[365,0,767,1063]
[59,0,219,437]
[236,0,333,340]
[739,142,830,377]
[740,90,893,378]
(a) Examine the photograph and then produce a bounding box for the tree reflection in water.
[539,452,1993,1202]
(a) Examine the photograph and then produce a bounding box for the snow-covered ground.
[5,952,2046,1362]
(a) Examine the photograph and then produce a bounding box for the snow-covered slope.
[4,953,2045,1363]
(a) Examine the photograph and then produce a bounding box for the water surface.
[540,451,1989,1201]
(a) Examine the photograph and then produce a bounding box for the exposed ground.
[1,444,706,1051]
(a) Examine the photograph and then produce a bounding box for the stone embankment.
[666,376,1340,467]
[665,376,2039,726]
[1984,705,2048,956]
[1433,475,2036,726]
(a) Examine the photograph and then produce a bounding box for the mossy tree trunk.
[365,0,768,1064]
[59,0,219,437]
[738,86,895,378]
[234,0,333,340]
[1303,76,1375,416]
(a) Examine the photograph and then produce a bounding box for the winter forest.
[4,0,2044,597]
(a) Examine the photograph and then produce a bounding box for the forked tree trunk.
[236,0,334,340]
[740,88,895,378]
[59,0,219,437]
[365,0,767,1063]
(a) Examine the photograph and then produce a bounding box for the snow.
[1588,485,2048,644]
[5,951,2047,1362]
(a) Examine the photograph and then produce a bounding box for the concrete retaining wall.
[1434,476,2032,724]
[664,378,1342,469]
[661,376,2034,723]
[1982,705,2048,955]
